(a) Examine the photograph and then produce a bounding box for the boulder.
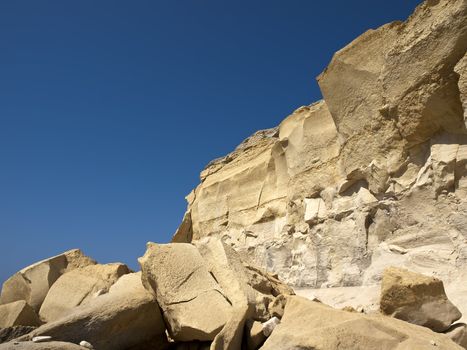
[193,237,293,349]
[39,263,130,322]
[445,323,467,349]
[0,249,96,312]
[139,243,232,342]
[261,296,463,350]
[380,267,462,332]
[0,301,41,328]
[21,272,167,350]
[244,320,266,350]
[0,341,86,349]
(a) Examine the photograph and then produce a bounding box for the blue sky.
[0,0,421,283]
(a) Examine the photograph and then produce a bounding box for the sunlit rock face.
[174,0,467,309]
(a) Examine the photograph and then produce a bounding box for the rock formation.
[174,0,467,319]
[1,0,467,349]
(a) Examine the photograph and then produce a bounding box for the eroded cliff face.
[174,0,467,292]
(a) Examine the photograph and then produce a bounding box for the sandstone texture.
[39,262,130,322]
[261,296,463,350]
[380,267,462,332]
[0,250,96,313]
[0,341,87,350]
[446,323,467,349]
[22,272,167,350]
[0,301,40,328]
[173,0,467,324]
[139,242,232,342]
[2,0,467,349]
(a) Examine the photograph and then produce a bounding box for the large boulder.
[380,267,462,332]
[0,301,41,328]
[39,263,130,322]
[261,296,463,350]
[21,272,167,350]
[0,249,96,312]
[139,242,232,342]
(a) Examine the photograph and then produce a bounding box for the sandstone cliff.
[174,0,467,313]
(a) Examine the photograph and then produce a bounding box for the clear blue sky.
[0,0,421,283]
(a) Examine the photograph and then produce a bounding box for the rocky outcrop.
[39,263,130,322]
[172,1,467,322]
[261,296,463,350]
[0,249,96,312]
[380,267,462,332]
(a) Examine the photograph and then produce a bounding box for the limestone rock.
[455,53,467,126]
[21,272,167,350]
[261,296,463,350]
[445,323,467,349]
[170,1,467,310]
[244,320,265,350]
[380,267,462,332]
[39,263,130,322]
[0,249,96,312]
[0,341,86,349]
[139,243,232,342]
[0,301,41,328]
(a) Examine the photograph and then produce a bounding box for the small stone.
[32,336,52,343]
[79,340,94,349]
[262,317,280,337]
[430,340,437,346]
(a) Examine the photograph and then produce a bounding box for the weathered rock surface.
[261,296,463,350]
[0,301,41,328]
[172,1,467,323]
[0,326,36,344]
[446,323,467,349]
[0,250,96,312]
[22,272,167,350]
[380,267,462,332]
[39,263,130,322]
[0,341,87,349]
[196,237,294,349]
[139,243,232,342]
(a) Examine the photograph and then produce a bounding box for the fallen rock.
[0,301,41,328]
[21,272,167,350]
[139,242,231,342]
[0,341,85,349]
[39,263,130,322]
[0,326,35,344]
[261,296,463,350]
[195,237,291,346]
[244,319,266,350]
[261,317,280,337]
[445,323,467,349]
[0,249,96,312]
[268,294,287,319]
[380,267,462,332]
